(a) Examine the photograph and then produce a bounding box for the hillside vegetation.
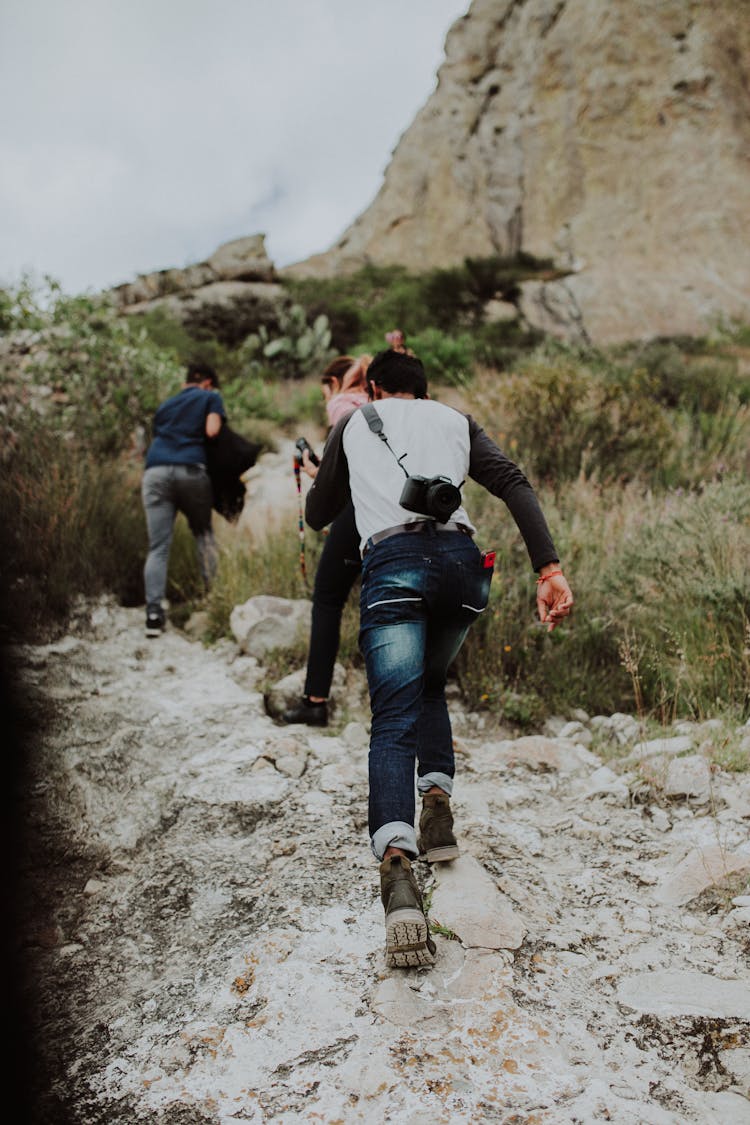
[1,266,749,728]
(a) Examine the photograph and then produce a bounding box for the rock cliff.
[287,0,750,343]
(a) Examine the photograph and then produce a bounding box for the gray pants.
[142,464,217,610]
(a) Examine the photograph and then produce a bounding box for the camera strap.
[361,404,409,479]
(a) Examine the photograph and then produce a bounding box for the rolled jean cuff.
[417,772,454,797]
[371,821,418,861]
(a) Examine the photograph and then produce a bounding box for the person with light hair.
[278,354,371,725]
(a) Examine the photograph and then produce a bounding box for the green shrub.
[616,339,750,410]
[286,255,555,358]
[286,264,429,344]
[472,318,546,370]
[474,352,673,486]
[220,372,323,428]
[422,253,555,330]
[349,326,475,387]
[2,283,182,457]
[456,475,750,723]
[604,477,750,719]
[405,328,475,386]
[135,306,202,363]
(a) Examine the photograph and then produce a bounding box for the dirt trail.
[10,594,750,1124]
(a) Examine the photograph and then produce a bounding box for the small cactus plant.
[240,305,333,378]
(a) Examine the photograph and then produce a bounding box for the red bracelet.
[537,570,563,584]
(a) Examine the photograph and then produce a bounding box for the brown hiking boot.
[417,793,460,863]
[379,854,436,968]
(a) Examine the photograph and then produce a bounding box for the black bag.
[206,426,261,522]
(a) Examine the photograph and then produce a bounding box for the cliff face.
[288,0,750,343]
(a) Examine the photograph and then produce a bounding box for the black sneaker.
[279,696,328,727]
[379,854,436,968]
[145,606,165,637]
[417,792,460,863]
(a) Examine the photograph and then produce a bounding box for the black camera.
[400,475,462,523]
[294,436,320,467]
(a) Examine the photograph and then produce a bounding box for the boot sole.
[145,626,163,638]
[419,843,460,863]
[385,908,436,968]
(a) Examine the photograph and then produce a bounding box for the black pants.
[304,500,361,699]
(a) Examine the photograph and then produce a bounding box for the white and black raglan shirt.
[305,397,559,572]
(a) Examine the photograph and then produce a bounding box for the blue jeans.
[142,463,217,610]
[359,528,493,859]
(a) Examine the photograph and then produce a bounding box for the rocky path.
[11,600,750,1124]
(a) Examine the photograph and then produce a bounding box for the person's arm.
[205,390,224,439]
[305,416,352,530]
[467,415,558,570]
[467,415,573,630]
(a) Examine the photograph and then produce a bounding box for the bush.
[472,318,546,370]
[220,373,323,428]
[423,253,555,330]
[0,428,147,638]
[404,328,475,386]
[456,475,750,723]
[1,282,182,457]
[616,338,750,411]
[473,351,673,486]
[285,255,556,360]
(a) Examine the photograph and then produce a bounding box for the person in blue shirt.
[141,363,225,636]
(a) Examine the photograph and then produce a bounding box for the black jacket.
[206,426,261,522]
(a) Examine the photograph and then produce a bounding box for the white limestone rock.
[663,753,712,802]
[489,734,599,774]
[653,844,750,906]
[627,735,695,762]
[617,970,750,1019]
[230,594,312,657]
[430,855,526,950]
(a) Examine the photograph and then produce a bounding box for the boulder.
[230,595,311,658]
[654,844,750,906]
[663,753,712,802]
[263,662,346,718]
[208,234,275,282]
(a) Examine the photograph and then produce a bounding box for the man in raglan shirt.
[141,363,224,637]
[304,349,573,968]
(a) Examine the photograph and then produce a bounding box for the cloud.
[0,0,468,293]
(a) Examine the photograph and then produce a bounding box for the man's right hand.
[536,571,573,632]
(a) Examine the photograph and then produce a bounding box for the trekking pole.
[293,454,309,588]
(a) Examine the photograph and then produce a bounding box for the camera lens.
[426,479,461,522]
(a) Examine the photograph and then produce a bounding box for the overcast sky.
[0,0,468,296]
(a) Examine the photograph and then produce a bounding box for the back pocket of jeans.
[459,559,493,614]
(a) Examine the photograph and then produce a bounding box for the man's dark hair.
[366,350,427,399]
[186,362,219,389]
